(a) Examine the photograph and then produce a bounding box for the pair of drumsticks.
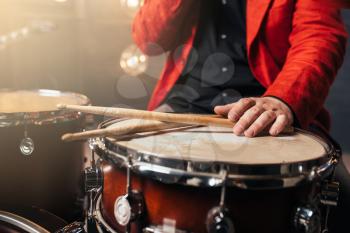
[59,104,294,142]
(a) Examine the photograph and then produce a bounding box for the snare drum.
[92,119,339,233]
[0,89,89,220]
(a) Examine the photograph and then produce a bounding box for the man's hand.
[214,97,293,137]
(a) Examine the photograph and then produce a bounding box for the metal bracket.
[320,180,340,207]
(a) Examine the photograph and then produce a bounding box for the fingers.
[214,103,235,116]
[269,114,289,136]
[243,110,277,137]
[232,106,264,135]
[215,97,293,137]
[227,98,255,122]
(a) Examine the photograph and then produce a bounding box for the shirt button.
[222,67,228,72]
[221,34,227,39]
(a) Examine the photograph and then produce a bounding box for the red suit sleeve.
[132,0,199,55]
[263,1,347,128]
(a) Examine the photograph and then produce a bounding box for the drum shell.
[101,163,313,233]
[0,119,85,220]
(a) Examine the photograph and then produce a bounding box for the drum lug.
[320,180,339,207]
[206,168,235,233]
[293,205,321,233]
[113,155,145,228]
[19,123,35,156]
[114,190,145,226]
[206,206,235,233]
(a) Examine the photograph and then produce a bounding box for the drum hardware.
[19,120,35,156]
[319,136,341,233]
[55,222,85,233]
[206,169,235,233]
[319,139,341,207]
[85,138,103,233]
[0,210,50,233]
[86,138,104,193]
[293,176,340,233]
[320,180,339,207]
[114,155,145,230]
[143,219,188,233]
[318,178,340,233]
[293,205,321,233]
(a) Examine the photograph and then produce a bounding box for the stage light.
[0,36,8,44]
[30,20,56,33]
[120,44,148,76]
[0,22,56,51]
[20,28,29,37]
[120,0,144,16]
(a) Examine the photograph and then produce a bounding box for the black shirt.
[163,0,265,113]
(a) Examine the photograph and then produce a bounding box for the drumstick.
[58,104,294,133]
[62,121,182,142]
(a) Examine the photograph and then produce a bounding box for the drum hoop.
[0,211,50,233]
[94,119,338,189]
[0,89,90,127]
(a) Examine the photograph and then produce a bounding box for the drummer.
[131,2,349,232]
[132,0,347,138]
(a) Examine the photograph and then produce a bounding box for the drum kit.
[0,89,342,233]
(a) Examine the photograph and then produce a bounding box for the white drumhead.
[0,89,89,113]
[106,119,328,165]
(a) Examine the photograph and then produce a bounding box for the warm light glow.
[125,0,139,8]
[20,28,29,36]
[0,21,55,50]
[0,36,7,44]
[120,44,148,76]
[121,0,143,8]
[120,0,144,16]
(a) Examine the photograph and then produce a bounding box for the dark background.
[326,10,350,154]
[0,1,349,153]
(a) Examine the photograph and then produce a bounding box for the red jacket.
[132,0,347,130]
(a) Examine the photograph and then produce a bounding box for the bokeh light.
[120,44,148,76]
[0,20,56,50]
[120,0,144,16]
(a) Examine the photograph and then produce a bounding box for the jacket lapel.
[246,0,272,49]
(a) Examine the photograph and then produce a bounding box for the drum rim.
[0,89,90,127]
[0,210,50,233]
[94,118,338,189]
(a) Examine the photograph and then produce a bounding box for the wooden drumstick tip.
[56,104,67,110]
[61,133,73,142]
